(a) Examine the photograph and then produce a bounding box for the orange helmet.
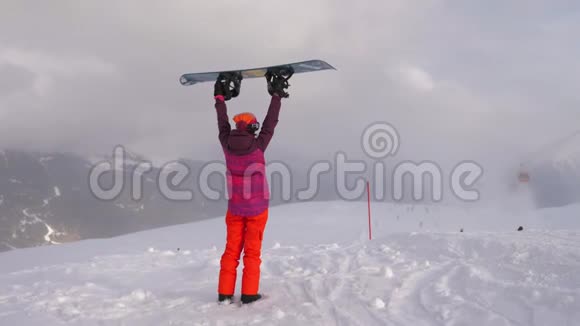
[233,112,260,132]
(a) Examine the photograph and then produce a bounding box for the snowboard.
[179,59,335,86]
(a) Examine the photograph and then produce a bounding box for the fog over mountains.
[1,146,579,252]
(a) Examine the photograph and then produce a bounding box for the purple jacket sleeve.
[257,95,281,152]
[215,99,231,149]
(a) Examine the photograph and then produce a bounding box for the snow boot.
[218,294,234,304]
[241,294,262,304]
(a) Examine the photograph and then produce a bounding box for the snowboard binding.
[266,66,293,98]
[215,72,243,101]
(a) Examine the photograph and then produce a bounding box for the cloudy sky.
[1,0,579,174]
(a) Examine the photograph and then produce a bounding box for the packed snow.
[0,201,579,325]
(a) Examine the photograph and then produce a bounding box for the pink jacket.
[215,96,281,216]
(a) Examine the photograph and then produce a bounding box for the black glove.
[214,73,242,101]
[214,79,225,97]
[266,71,291,98]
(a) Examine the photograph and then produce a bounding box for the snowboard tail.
[179,59,335,86]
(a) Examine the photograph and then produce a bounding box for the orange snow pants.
[218,209,268,295]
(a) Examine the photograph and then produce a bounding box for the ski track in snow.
[0,231,579,325]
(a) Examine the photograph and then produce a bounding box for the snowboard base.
[180,60,335,86]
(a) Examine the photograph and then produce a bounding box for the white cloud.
[0,0,579,169]
[0,47,116,96]
[396,64,435,92]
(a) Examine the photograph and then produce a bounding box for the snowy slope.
[0,202,579,325]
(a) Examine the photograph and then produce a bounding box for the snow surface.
[0,201,579,325]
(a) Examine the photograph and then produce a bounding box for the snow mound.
[0,201,579,325]
[1,232,579,325]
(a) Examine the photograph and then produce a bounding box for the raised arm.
[256,95,281,151]
[215,95,231,148]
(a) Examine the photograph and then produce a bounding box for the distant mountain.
[0,150,225,251]
[2,145,579,252]
[0,149,345,252]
